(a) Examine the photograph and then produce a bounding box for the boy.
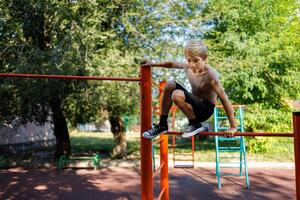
[142,40,237,139]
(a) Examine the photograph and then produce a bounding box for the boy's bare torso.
[183,64,218,105]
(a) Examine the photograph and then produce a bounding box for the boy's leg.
[171,90,196,118]
[171,89,212,138]
[171,90,203,126]
[161,82,176,115]
[159,81,176,125]
[143,81,176,139]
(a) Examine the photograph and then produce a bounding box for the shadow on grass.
[70,136,140,157]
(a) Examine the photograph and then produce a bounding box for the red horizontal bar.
[153,162,165,179]
[0,73,141,82]
[167,132,294,137]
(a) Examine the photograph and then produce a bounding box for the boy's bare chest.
[186,70,209,90]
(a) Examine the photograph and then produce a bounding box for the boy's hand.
[224,128,237,137]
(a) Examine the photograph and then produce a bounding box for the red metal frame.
[167,132,294,137]
[140,67,153,200]
[293,112,300,199]
[0,73,141,82]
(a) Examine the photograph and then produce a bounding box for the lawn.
[0,130,294,168]
[70,131,295,162]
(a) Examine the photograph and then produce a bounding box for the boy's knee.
[171,90,185,103]
[163,81,176,93]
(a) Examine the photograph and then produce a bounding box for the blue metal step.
[218,147,241,150]
[215,116,242,119]
[221,173,245,177]
[214,106,249,189]
[217,137,241,141]
[219,156,240,159]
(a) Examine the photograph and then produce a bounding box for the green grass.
[1,131,293,169]
[70,131,140,157]
[70,131,295,162]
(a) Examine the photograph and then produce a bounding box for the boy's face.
[185,52,206,71]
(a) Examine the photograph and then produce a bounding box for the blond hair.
[184,40,208,59]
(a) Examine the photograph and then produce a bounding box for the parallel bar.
[157,187,165,200]
[167,132,294,137]
[153,163,165,179]
[140,66,153,200]
[0,73,141,82]
[160,134,169,200]
[293,112,300,200]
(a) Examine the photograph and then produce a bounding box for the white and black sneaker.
[143,124,168,139]
[182,123,205,138]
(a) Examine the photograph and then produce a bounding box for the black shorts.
[174,82,215,122]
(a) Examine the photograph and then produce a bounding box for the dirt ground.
[0,166,296,200]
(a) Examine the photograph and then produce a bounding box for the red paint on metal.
[167,132,293,137]
[293,112,300,200]
[0,73,141,82]
[140,66,153,200]
[160,134,169,200]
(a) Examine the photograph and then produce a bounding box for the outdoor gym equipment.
[214,105,249,189]
[1,66,299,200]
[152,81,195,169]
[57,153,101,170]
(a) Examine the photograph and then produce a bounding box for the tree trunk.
[50,98,71,160]
[109,115,127,159]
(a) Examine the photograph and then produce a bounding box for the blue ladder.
[214,105,249,189]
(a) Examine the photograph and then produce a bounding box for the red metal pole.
[140,66,153,200]
[293,112,300,200]
[160,134,169,200]
[0,73,141,82]
[159,81,169,200]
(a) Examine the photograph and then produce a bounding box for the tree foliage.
[0,0,299,156]
[202,0,300,107]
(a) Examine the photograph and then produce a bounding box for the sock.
[188,118,201,126]
[159,115,168,126]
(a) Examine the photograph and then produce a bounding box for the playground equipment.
[152,81,195,169]
[57,153,101,170]
[1,66,300,200]
[152,104,195,169]
[214,105,249,189]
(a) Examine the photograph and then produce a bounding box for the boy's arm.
[210,77,237,136]
[141,60,185,69]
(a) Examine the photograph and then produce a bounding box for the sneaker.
[143,124,168,139]
[182,123,205,138]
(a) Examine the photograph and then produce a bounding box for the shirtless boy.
[142,40,237,139]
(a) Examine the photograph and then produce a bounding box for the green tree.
[201,0,300,133]
[0,0,117,159]
[202,0,300,106]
